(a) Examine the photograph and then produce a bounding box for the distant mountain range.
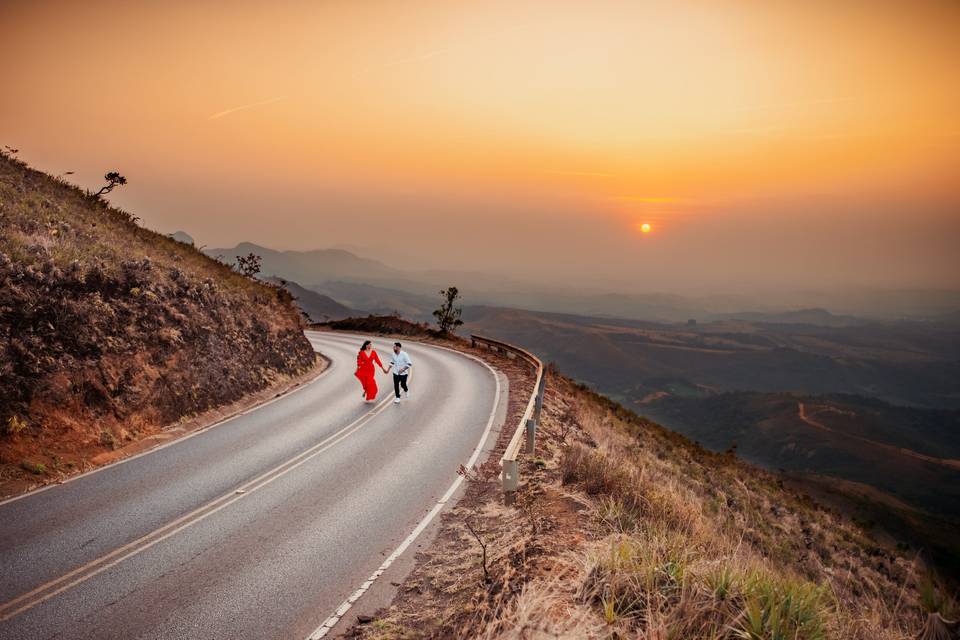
[203,241,960,324]
[168,230,195,245]
[711,307,865,327]
[462,304,960,409]
[208,242,402,286]
[196,238,960,580]
[263,277,354,322]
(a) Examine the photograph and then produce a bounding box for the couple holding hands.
[355,340,412,404]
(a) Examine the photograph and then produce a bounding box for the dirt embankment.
[346,363,944,639]
[0,152,317,490]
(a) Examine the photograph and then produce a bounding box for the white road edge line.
[0,350,335,507]
[305,343,502,640]
[0,391,394,622]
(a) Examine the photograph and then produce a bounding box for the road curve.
[0,331,501,640]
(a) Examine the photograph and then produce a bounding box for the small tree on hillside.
[434,286,464,334]
[92,171,127,198]
[234,253,262,278]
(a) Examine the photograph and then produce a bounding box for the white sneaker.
[394,397,401,404]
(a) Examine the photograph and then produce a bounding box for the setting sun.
[639,223,652,234]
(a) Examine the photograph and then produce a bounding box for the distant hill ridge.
[712,307,865,327]
[207,242,401,286]
[263,276,354,322]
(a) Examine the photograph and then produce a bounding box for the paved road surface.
[0,331,501,639]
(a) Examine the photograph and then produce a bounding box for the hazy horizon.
[3,0,958,296]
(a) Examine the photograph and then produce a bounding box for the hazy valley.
[200,239,960,581]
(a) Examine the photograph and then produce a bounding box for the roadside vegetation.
[433,286,464,334]
[0,151,316,489]
[348,365,951,639]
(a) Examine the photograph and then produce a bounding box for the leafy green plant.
[706,565,735,601]
[734,576,829,640]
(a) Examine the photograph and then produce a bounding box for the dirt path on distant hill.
[797,402,960,471]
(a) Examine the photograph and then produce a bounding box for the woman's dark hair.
[359,340,372,354]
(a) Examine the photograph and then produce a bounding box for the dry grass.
[549,379,938,639]
[349,369,945,639]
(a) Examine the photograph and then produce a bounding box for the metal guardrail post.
[534,376,545,422]
[525,418,536,454]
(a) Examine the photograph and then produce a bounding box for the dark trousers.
[393,374,408,398]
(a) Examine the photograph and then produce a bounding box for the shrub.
[5,415,28,436]
[20,461,46,475]
[433,286,464,334]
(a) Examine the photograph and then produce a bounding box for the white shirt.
[390,350,412,375]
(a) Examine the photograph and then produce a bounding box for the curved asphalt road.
[0,331,501,640]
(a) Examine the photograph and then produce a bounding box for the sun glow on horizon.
[1,0,957,290]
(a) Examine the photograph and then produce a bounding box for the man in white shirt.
[387,342,412,404]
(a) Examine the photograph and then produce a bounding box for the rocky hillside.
[0,152,316,484]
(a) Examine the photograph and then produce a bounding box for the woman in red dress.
[355,340,387,402]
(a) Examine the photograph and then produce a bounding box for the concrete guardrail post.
[525,418,536,454]
[502,459,519,493]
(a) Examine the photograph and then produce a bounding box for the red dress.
[355,350,383,401]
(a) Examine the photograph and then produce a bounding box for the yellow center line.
[0,396,393,622]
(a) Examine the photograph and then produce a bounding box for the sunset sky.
[2,0,958,295]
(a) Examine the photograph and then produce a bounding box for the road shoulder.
[330,337,541,638]
[0,353,330,502]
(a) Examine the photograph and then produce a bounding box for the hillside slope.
[642,391,960,580]
[0,153,316,484]
[350,369,948,639]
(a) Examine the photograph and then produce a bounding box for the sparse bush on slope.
[0,151,316,482]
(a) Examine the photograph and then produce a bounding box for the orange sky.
[2,0,958,294]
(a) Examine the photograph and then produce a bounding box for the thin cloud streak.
[546,170,616,178]
[208,96,287,121]
[613,196,681,203]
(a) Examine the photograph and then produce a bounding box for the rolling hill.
[263,276,354,322]
[463,305,960,409]
[642,392,960,578]
[207,242,401,285]
[460,304,960,579]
